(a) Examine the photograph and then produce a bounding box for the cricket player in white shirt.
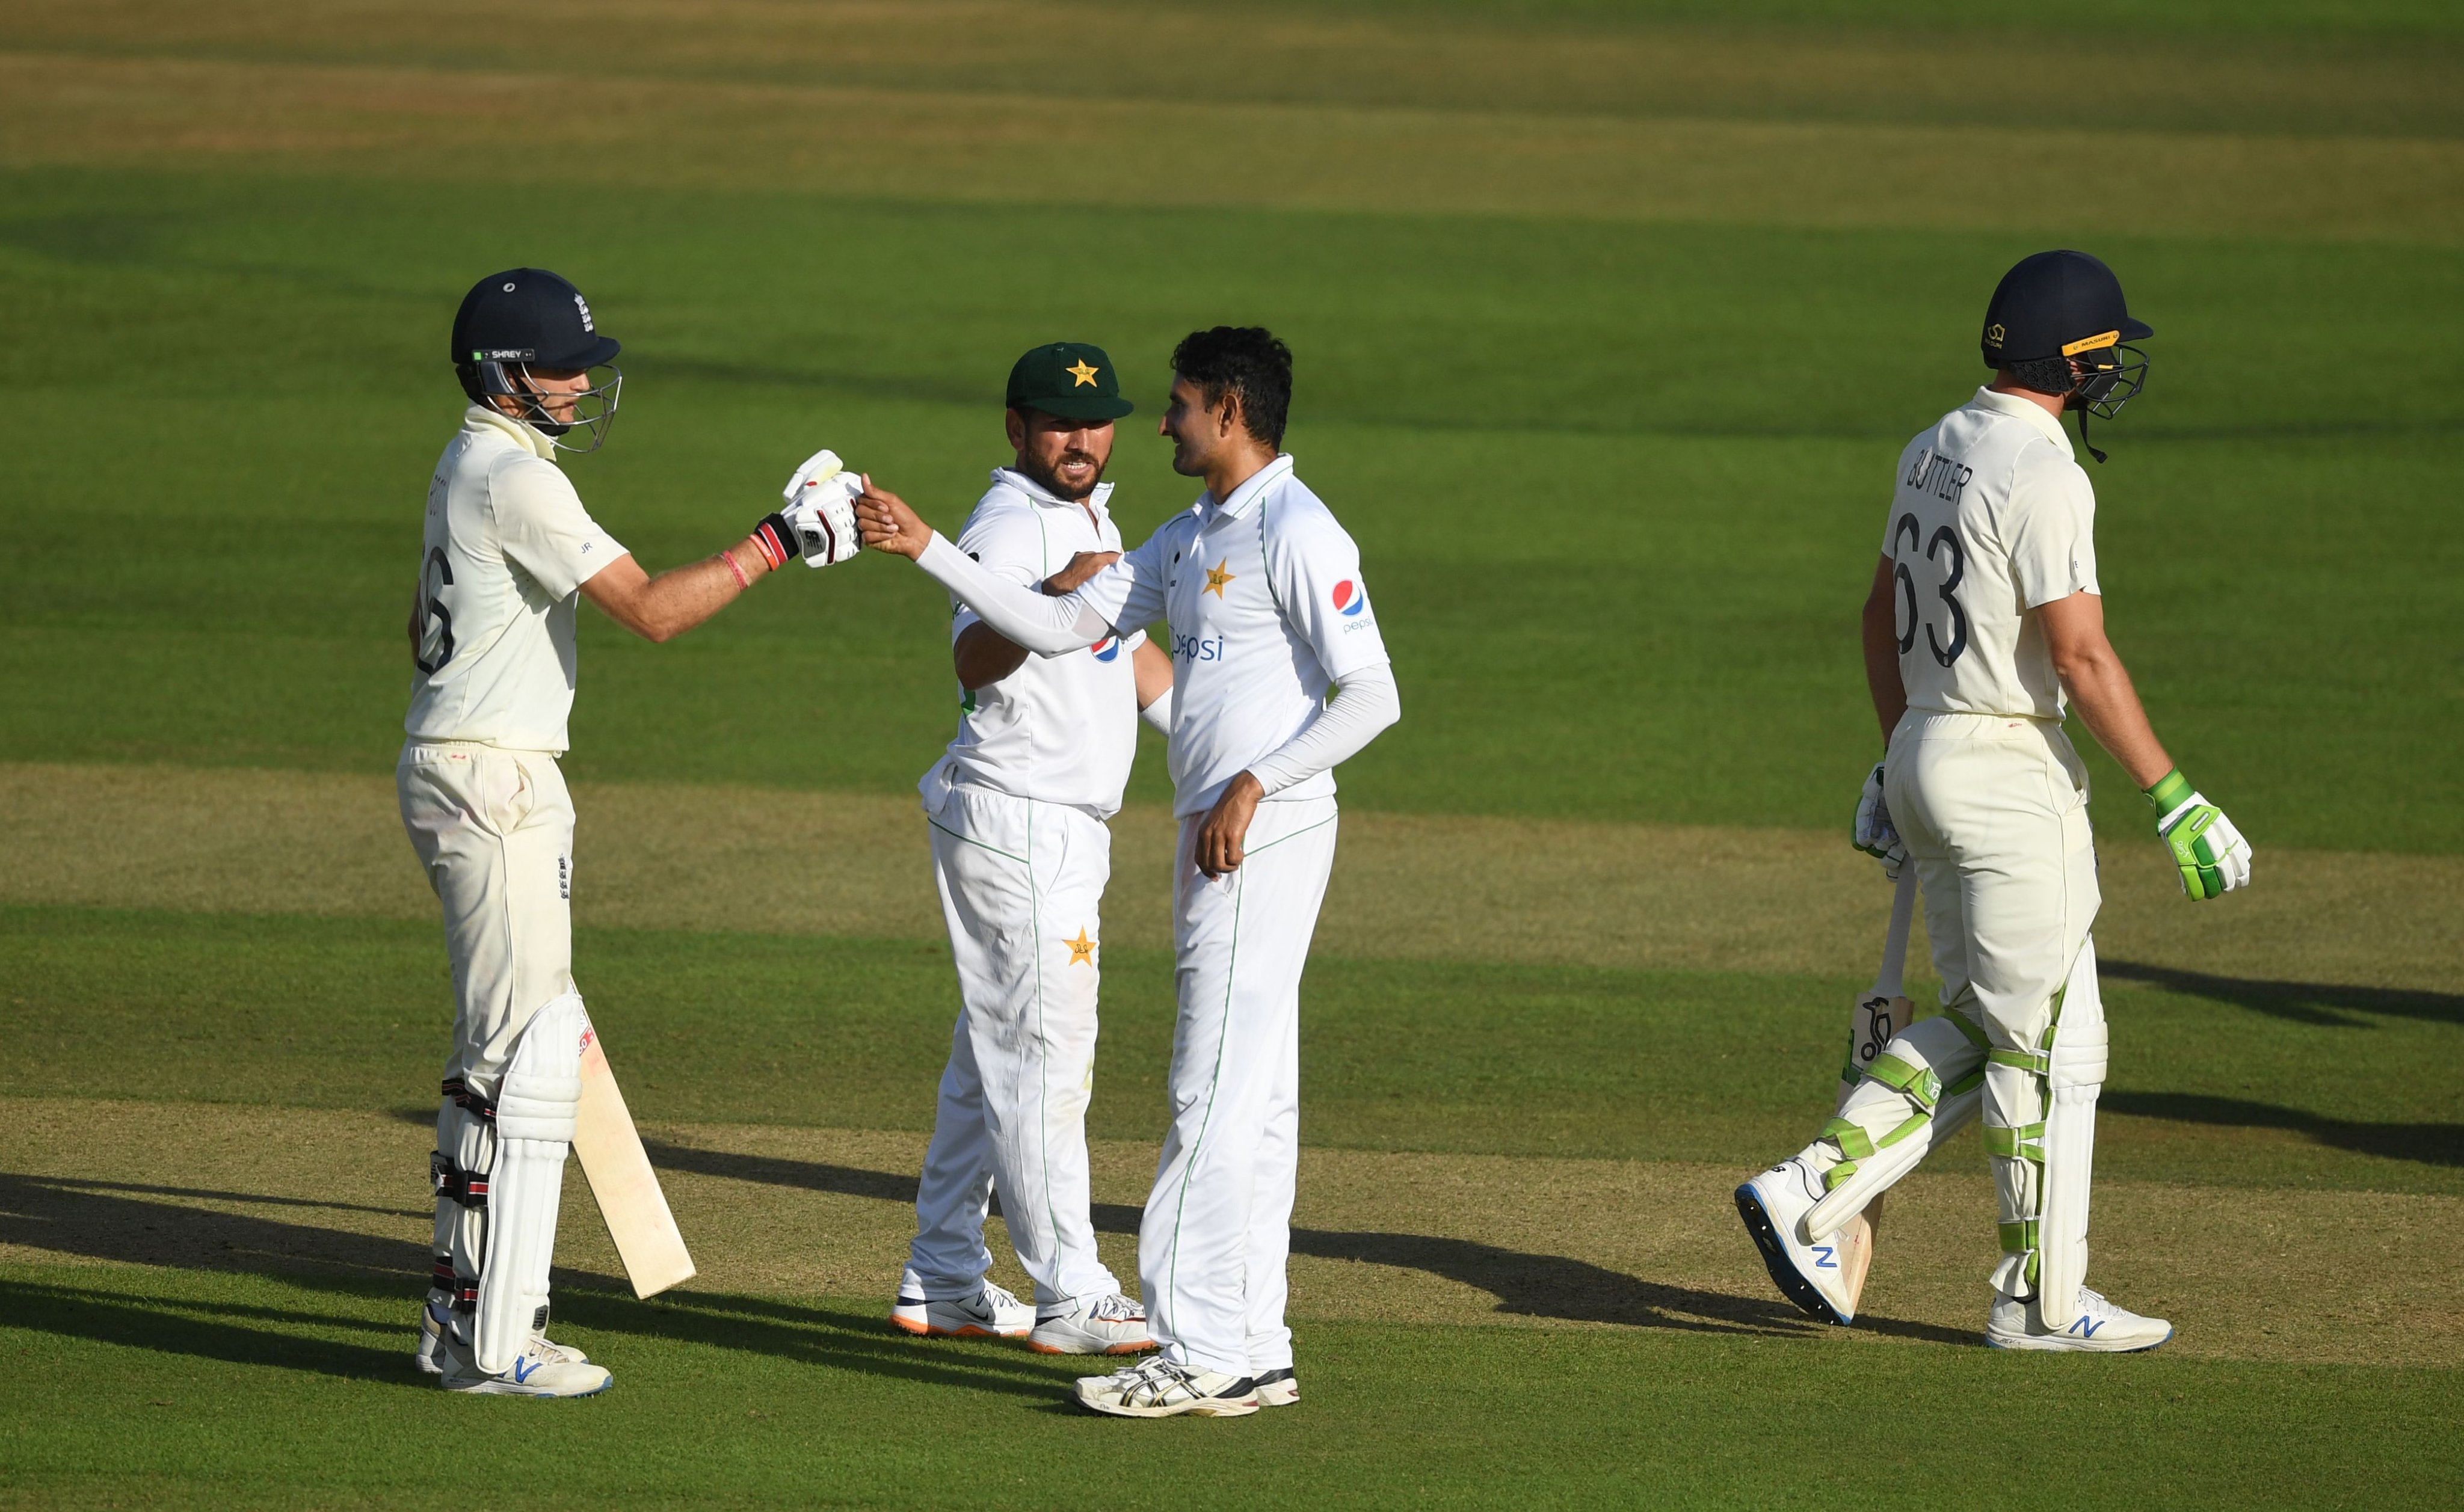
[890,343,1177,1356]
[857,327,1402,1417]
[1736,250,2252,1351]
[403,268,862,1396]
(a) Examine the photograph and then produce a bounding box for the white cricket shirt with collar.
[924,468,1149,818]
[1884,386,2101,723]
[1073,453,1393,818]
[404,405,627,754]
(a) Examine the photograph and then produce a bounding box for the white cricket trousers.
[396,742,578,1096]
[908,785,1126,1308]
[1884,710,2104,1297]
[1140,795,1340,1379]
[398,740,581,1322]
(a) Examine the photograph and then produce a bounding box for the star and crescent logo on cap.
[1204,559,1236,597]
[1067,359,1101,387]
[1065,929,1097,966]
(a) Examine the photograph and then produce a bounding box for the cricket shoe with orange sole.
[890,1282,1033,1339]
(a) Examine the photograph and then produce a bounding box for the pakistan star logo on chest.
[1204,559,1236,597]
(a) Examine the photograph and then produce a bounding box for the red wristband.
[722,549,752,589]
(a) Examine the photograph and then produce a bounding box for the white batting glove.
[778,449,863,567]
[2145,769,2252,900]
[1852,761,1907,880]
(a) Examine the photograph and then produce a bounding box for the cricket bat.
[573,1021,697,1298]
[1829,865,1918,1312]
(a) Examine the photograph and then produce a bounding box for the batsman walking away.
[1737,249,2253,1353]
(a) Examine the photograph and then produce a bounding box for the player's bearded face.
[1012,411,1113,501]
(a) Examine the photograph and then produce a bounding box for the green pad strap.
[1823,1160,1858,1191]
[1875,1113,1930,1150]
[1935,1008,1989,1050]
[1945,1067,1985,1097]
[1998,1219,2040,1257]
[1989,1048,2050,1076]
[1820,1117,1875,1162]
[1982,1122,2046,1161]
[1864,1054,1942,1110]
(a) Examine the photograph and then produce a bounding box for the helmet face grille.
[2074,343,2148,420]
[464,359,624,452]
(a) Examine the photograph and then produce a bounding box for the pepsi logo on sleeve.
[1091,635,1121,662]
[1332,580,1367,617]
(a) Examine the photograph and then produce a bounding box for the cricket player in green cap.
[890,343,1176,1356]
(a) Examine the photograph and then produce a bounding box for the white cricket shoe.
[417,1300,589,1375]
[1074,1356,1259,1419]
[1734,1156,1858,1325]
[437,1334,612,1397]
[1988,1287,2173,1353]
[1030,1292,1156,1356]
[890,1282,1033,1339]
[1254,1366,1299,1407]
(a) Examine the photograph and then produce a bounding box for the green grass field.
[3,2,2460,1506]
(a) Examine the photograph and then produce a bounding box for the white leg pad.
[474,992,587,1374]
[1802,1013,1986,1243]
[2035,943,2106,1330]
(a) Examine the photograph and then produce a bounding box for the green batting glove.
[2145,769,2252,901]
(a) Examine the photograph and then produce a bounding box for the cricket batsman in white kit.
[1736,250,2253,1351]
[891,343,1177,1355]
[402,268,863,1395]
[858,327,1402,1416]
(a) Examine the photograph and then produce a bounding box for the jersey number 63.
[1892,514,1968,669]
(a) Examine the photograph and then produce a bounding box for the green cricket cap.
[1005,341,1135,422]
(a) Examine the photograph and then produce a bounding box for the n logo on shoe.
[2069,1317,2104,1338]
[1812,1245,1837,1270]
[512,1357,543,1384]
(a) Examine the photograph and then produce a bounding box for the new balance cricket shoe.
[418,1300,591,1375]
[1254,1367,1299,1407]
[890,1282,1033,1339]
[1074,1356,1259,1419]
[436,1335,612,1397]
[1030,1292,1156,1355]
[1735,1157,1858,1326]
[1987,1288,2173,1353]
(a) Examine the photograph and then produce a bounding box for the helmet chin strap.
[2072,403,2107,464]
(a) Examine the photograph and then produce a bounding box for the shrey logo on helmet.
[449,268,624,454]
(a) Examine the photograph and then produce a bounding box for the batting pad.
[475,992,586,1375]
[1803,1012,1986,1243]
[2036,942,2107,1329]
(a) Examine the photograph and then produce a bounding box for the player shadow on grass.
[0,1170,1083,1396]
[2101,960,2464,1029]
[641,1142,1972,1346]
[2102,1092,2464,1167]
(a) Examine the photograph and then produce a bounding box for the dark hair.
[1171,326,1292,448]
